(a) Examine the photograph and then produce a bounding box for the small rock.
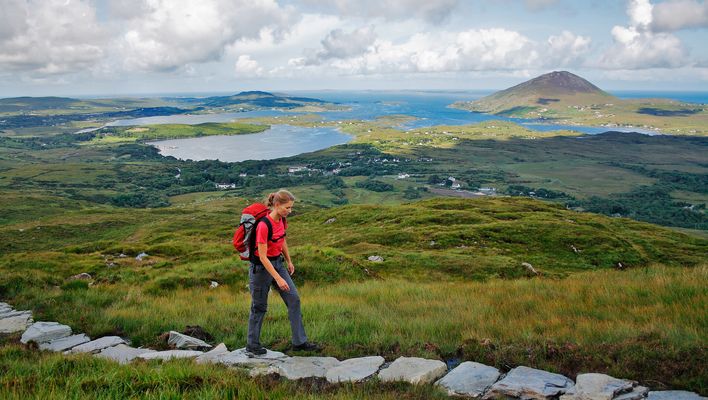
[571,245,581,254]
[324,218,337,224]
[195,343,229,364]
[435,361,501,398]
[367,255,384,263]
[429,240,436,246]
[378,356,447,385]
[39,334,91,352]
[325,356,385,383]
[136,252,148,261]
[616,262,625,269]
[68,336,127,354]
[209,281,219,289]
[69,273,92,281]
[647,391,706,400]
[21,322,72,344]
[96,344,156,364]
[522,262,539,275]
[138,350,204,361]
[118,253,127,258]
[168,331,212,350]
[483,366,574,399]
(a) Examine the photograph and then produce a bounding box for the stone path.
[1,301,705,399]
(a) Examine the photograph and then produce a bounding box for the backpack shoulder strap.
[261,217,274,242]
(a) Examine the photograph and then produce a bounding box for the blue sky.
[1,0,707,97]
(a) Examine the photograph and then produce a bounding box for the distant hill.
[198,91,328,108]
[460,71,616,116]
[0,96,83,112]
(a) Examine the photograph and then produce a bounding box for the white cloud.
[0,0,107,75]
[599,0,689,69]
[651,0,708,31]
[289,27,594,75]
[301,0,460,24]
[235,55,264,77]
[546,31,592,67]
[116,0,296,72]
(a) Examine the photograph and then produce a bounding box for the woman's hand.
[288,261,295,275]
[276,277,290,292]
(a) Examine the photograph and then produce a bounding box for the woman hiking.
[246,189,320,355]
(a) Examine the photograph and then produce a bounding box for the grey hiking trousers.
[247,256,308,347]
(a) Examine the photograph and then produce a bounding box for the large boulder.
[21,322,72,344]
[167,331,212,350]
[96,344,156,364]
[276,356,341,380]
[435,361,501,398]
[560,373,636,400]
[67,336,127,354]
[378,356,447,385]
[325,356,385,383]
[39,334,91,352]
[0,309,32,319]
[483,366,574,399]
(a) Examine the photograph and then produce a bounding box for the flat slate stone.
[195,343,229,364]
[615,386,649,400]
[648,391,706,400]
[0,309,32,319]
[39,334,90,352]
[168,331,212,350]
[138,350,204,361]
[483,366,574,399]
[96,344,156,364]
[560,373,635,400]
[0,314,33,334]
[68,336,126,354]
[215,348,289,368]
[276,356,341,380]
[325,356,385,383]
[378,356,447,385]
[21,321,72,344]
[435,361,501,398]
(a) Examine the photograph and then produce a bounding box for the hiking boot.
[245,345,267,356]
[291,341,321,352]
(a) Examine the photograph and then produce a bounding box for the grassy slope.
[1,195,706,394]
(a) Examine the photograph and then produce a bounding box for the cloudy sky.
[1,0,707,97]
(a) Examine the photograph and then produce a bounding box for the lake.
[147,124,351,162]
[113,90,703,162]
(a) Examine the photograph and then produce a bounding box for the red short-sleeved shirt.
[254,214,286,258]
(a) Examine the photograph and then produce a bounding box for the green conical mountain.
[463,71,616,116]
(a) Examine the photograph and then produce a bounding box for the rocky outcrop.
[138,350,204,361]
[647,391,706,400]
